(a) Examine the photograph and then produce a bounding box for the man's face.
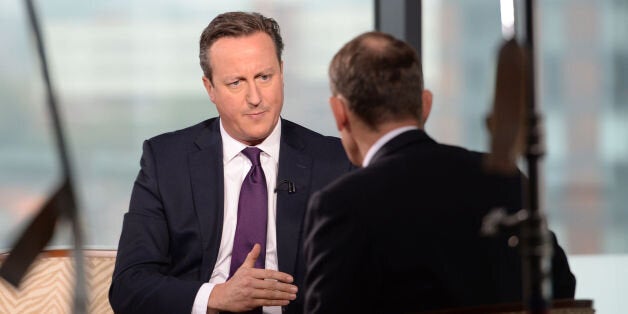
[203,32,283,146]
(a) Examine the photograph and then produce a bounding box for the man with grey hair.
[303,31,575,313]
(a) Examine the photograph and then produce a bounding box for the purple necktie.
[229,147,268,278]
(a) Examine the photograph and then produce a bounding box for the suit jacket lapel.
[188,118,224,281]
[370,129,435,165]
[187,118,314,278]
[276,121,312,275]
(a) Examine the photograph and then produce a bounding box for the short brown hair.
[199,12,284,82]
[329,31,424,130]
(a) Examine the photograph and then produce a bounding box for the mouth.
[245,110,267,118]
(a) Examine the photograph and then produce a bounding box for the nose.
[246,82,262,106]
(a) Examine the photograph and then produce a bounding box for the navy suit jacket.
[109,118,352,314]
[304,129,575,313]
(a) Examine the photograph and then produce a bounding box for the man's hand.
[207,244,298,313]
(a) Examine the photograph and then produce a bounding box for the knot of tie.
[242,147,262,166]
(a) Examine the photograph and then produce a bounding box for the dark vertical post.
[375,0,422,58]
[521,0,552,313]
[405,0,421,59]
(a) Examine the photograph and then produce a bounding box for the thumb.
[241,243,261,269]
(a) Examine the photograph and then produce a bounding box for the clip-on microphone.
[274,179,296,194]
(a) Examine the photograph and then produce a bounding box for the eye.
[228,80,241,87]
[259,74,271,81]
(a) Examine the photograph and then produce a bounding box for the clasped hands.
[207,244,298,313]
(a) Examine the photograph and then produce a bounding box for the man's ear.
[329,95,349,132]
[202,76,216,103]
[280,61,285,87]
[420,89,433,127]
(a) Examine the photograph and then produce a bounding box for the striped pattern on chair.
[0,250,115,314]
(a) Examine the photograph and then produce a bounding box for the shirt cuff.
[192,282,215,314]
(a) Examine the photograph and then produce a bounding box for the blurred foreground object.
[0,0,86,313]
[484,1,558,313]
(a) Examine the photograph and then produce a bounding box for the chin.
[243,131,271,144]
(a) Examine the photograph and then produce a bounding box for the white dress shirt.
[192,119,282,314]
[362,126,418,167]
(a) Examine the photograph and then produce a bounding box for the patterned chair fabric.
[0,250,116,314]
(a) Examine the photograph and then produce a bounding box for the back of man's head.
[329,31,424,130]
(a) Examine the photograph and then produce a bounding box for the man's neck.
[358,119,420,167]
[357,119,420,157]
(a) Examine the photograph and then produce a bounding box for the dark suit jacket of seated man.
[303,31,576,314]
[109,12,352,314]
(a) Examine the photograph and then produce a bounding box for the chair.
[416,299,595,314]
[0,249,116,314]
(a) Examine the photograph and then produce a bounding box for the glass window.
[0,0,373,251]
[423,3,627,311]
[423,0,628,255]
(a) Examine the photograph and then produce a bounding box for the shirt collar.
[362,125,418,167]
[220,118,281,164]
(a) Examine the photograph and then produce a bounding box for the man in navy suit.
[303,31,575,313]
[109,12,351,314]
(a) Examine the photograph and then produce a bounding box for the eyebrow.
[222,67,277,82]
[257,67,275,75]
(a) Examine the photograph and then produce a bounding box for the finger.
[241,243,261,268]
[249,279,298,294]
[251,289,297,301]
[249,299,291,308]
[247,268,294,283]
